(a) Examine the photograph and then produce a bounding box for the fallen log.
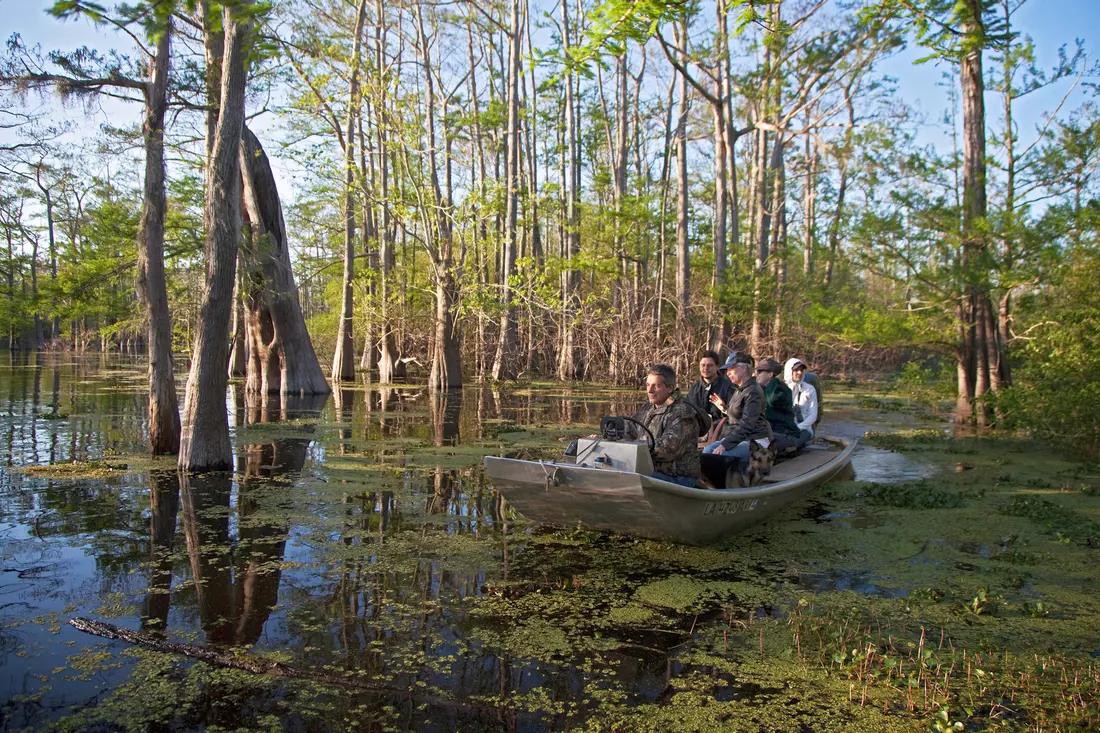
[67,617,488,711]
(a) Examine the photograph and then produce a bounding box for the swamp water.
[0,354,1098,732]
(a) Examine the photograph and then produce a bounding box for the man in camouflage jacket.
[624,363,706,486]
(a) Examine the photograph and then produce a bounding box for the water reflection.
[141,470,179,632]
[0,355,939,730]
[850,445,935,483]
[181,393,325,646]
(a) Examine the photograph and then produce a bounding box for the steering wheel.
[623,417,656,458]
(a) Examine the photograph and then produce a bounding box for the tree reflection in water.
[141,469,179,633]
[428,389,461,517]
[169,392,327,646]
[5,359,712,730]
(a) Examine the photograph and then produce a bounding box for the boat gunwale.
[486,437,857,502]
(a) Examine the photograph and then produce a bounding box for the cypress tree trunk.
[824,87,854,287]
[674,18,690,322]
[179,4,252,471]
[556,0,582,381]
[238,127,331,398]
[136,20,181,456]
[229,270,246,377]
[957,1,989,425]
[802,115,816,276]
[490,0,522,381]
[413,0,462,389]
[331,0,369,383]
[375,0,399,384]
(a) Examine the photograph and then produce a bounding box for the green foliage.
[894,361,954,412]
[52,184,140,333]
[999,248,1100,459]
[873,0,1012,62]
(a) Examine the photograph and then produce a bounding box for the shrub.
[999,250,1100,459]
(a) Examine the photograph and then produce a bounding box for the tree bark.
[238,127,331,398]
[135,20,181,456]
[179,3,252,471]
[331,0,370,383]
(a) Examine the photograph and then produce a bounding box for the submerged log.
[71,617,337,681]
[67,617,494,710]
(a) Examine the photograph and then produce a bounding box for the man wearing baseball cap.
[703,352,772,458]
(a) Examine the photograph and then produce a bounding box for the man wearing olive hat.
[755,357,804,454]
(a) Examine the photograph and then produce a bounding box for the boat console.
[575,438,654,475]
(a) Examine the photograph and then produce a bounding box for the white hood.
[783,357,806,388]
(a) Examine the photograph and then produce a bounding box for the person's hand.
[587,434,598,439]
[712,444,726,456]
[709,393,725,411]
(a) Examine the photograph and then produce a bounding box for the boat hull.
[483,438,857,545]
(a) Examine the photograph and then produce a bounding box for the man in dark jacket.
[686,350,735,425]
[624,363,705,486]
[755,357,804,454]
[704,352,772,458]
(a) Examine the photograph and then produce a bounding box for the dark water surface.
[0,353,934,731]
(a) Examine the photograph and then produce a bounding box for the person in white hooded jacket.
[783,358,818,441]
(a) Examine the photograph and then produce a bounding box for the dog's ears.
[748,440,761,456]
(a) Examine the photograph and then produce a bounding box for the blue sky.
[881,0,1100,152]
[4,0,1098,199]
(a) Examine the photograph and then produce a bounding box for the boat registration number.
[702,499,758,516]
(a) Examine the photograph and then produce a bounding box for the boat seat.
[763,448,839,483]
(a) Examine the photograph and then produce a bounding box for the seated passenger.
[784,358,818,441]
[623,363,705,487]
[703,352,772,459]
[755,357,804,455]
[686,350,735,426]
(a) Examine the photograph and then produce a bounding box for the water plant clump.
[20,459,131,479]
[772,603,1100,732]
[857,479,969,509]
[863,429,949,451]
[998,496,1100,547]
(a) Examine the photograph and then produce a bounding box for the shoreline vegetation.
[1,0,1098,470]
